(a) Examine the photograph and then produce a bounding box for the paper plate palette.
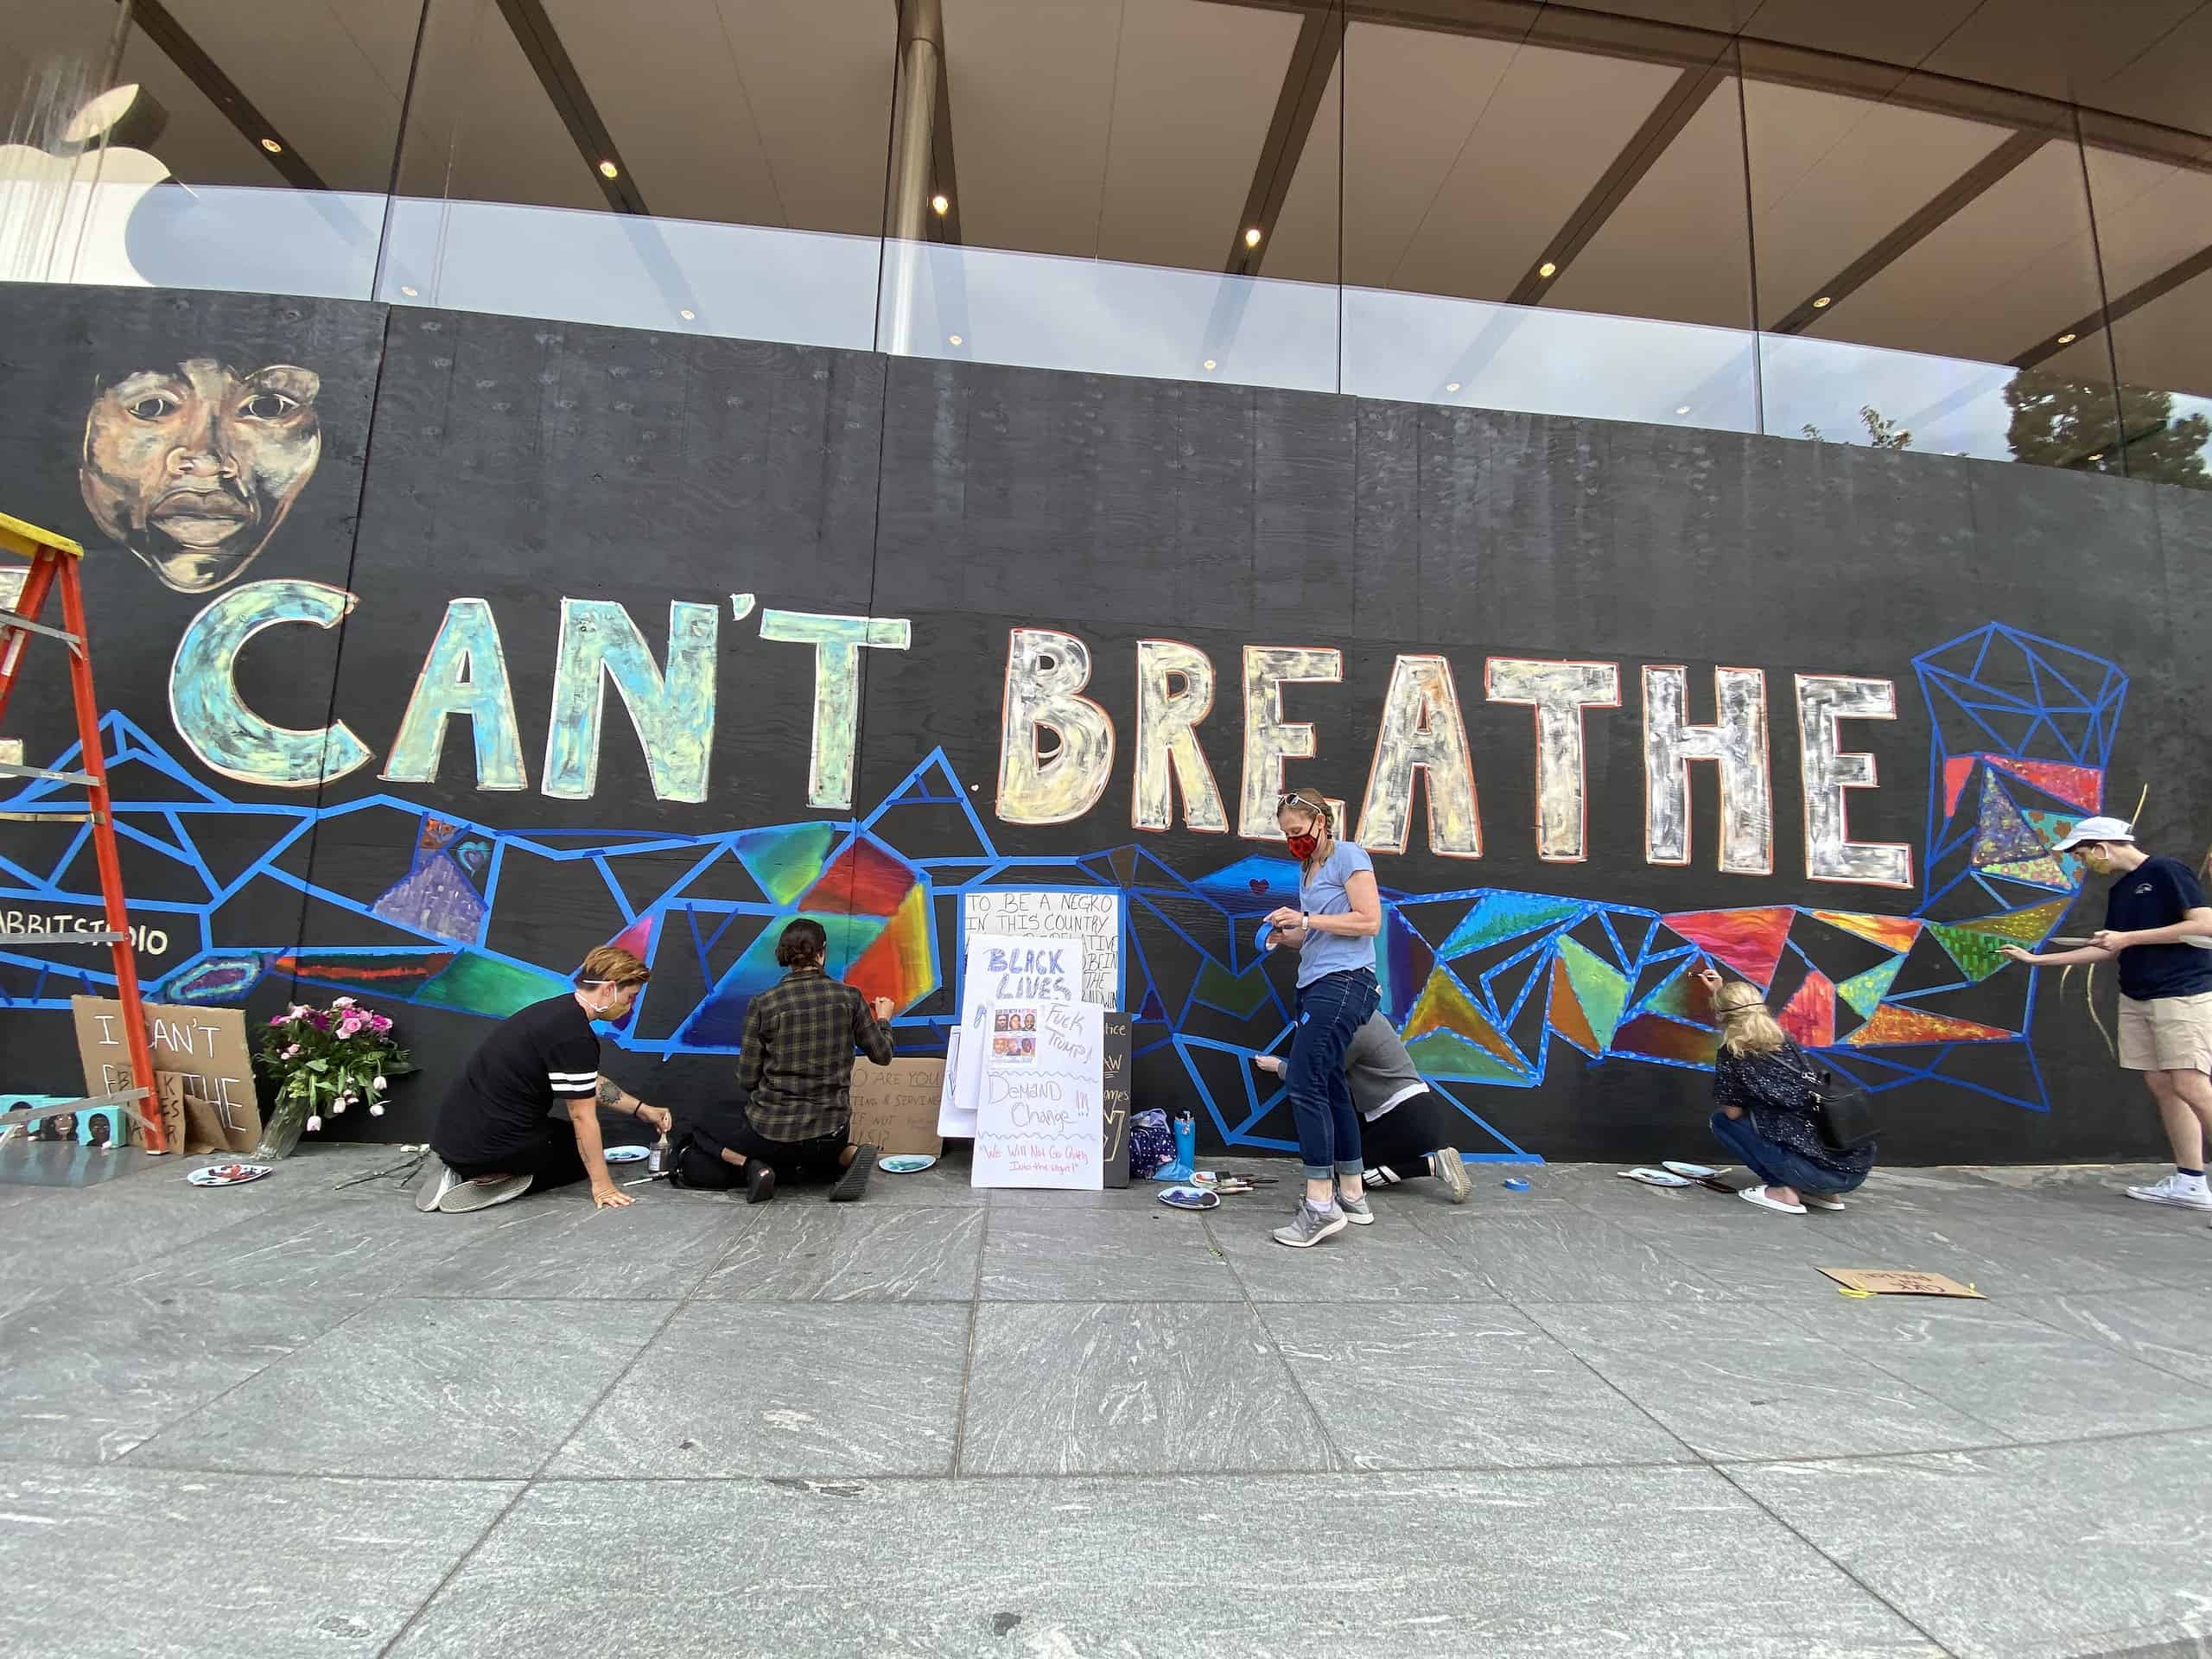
[187,1162,273,1187]
[1662,1160,1719,1179]
[602,1145,651,1163]
[1157,1184,1219,1211]
[878,1154,936,1173]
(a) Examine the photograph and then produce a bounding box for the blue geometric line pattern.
[0,621,2127,1148]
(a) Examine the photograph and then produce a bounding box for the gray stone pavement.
[4,1146,2212,1657]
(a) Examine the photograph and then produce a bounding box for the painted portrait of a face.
[79,359,321,593]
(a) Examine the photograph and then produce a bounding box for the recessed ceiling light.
[1445,382,1460,393]
[1675,405,1691,416]
[260,137,283,154]
[2056,332,2076,344]
[680,308,696,321]
[1244,227,1262,248]
[1812,296,1833,308]
[1537,261,1557,278]
[1203,359,1217,370]
[931,193,949,215]
[948,334,963,346]
[598,160,619,179]
[399,285,417,297]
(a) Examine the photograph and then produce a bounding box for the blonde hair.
[576,944,650,989]
[1713,980,1785,1056]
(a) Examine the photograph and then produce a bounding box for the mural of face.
[79,359,321,593]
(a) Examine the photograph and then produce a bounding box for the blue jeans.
[1287,969,1381,1179]
[1709,1110,1866,1196]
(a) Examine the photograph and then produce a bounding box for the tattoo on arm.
[595,1077,622,1109]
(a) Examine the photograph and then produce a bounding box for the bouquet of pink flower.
[254,996,416,1141]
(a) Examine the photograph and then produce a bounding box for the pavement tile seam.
[944,1192,993,1474]
[109,1291,390,1470]
[1203,1212,1360,1474]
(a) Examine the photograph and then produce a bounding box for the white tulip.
[306,1115,323,1132]
[372,1075,388,1092]
[368,1103,385,1117]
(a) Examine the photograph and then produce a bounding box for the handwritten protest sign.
[1818,1268,1984,1299]
[1101,1012,1131,1188]
[71,995,260,1153]
[962,888,1122,1009]
[849,1057,944,1158]
[973,1000,1104,1190]
[940,930,1086,1137]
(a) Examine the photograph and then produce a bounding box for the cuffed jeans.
[1709,1110,1866,1196]
[1288,969,1381,1179]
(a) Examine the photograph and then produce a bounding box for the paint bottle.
[649,1129,670,1177]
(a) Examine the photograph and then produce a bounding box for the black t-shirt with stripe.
[431,993,601,1167]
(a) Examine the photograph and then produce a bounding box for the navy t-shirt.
[2106,856,2212,1001]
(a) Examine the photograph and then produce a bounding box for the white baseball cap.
[2051,816,2134,851]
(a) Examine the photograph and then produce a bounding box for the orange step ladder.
[0,510,165,1153]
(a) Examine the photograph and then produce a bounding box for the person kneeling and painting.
[416,945,671,1214]
[668,919,895,1205]
[1698,967,1875,1215]
[1252,1013,1472,1204]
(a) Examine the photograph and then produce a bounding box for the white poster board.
[938,931,1085,1137]
[962,888,1123,1010]
[972,1000,1105,1190]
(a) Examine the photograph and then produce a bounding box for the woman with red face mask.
[1262,788,1384,1246]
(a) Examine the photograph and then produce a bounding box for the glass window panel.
[1746,53,2112,474]
[3,0,394,299]
[880,0,1341,392]
[1342,21,1756,430]
[385,0,893,350]
[2080,126,2212,488]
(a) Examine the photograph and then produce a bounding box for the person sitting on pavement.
[416,944,671,1214]
[674,918,894,1205]
[1252,1012,1471,1204]
[1698,967,1874,1216]
[1997,817,2212,1216]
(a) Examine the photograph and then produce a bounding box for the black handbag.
[1799,1058,1878,1152]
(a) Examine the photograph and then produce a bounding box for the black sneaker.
[830,1144,880,1204]
[745,1161,777,1205]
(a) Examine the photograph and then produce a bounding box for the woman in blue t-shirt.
[1262,788,1383,1248]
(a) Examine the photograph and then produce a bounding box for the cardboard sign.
[71,996,260,1152]
[1101,1012,1131,1189]
[973,1000,1105,1190]
[941,930,1087,1137]
[962,888,1123,1009]
[1819,1268,1985,1299]
[849,1058,945,1158]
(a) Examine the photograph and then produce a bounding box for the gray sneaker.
[1432,1146,1471,1205]
[1273,1201,1349,1249]
[1337,1192,1375,1225]
[413,1157,461,1213]
[437,1172,533,1213]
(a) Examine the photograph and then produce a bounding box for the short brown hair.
[576,944,649,988]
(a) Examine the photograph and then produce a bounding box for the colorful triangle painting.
[1972,775,2046,866]
[1809,910,1921,955]
[1662,907,1793,987]
[1942,754,1977,820]
[1836,957,1903,1019]
[1955,898,2070,943]
[1981,855,2072,887]
[2021,808,2079,849]
[1985,756,2102,815]
[1557,938,1630,1050]
[1926,920,2014,982]
[1777,971,1835,1048]
[1405,967,1526,1071]
[1847,1004,2016,1046]
[1438,893,1585,958]
[1548,957,1600,1055]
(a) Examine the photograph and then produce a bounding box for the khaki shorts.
[2117,991,2212,1073]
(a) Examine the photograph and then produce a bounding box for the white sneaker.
[2124,1174,2212,1211]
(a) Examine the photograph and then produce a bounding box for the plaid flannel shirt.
[735,968,895,1140]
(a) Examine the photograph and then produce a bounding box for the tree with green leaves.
[2003,370,2210,486]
